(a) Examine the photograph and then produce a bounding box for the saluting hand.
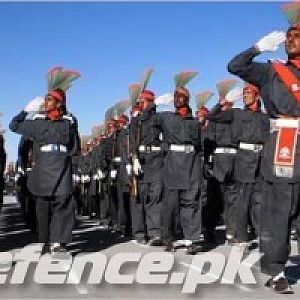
[255,31,286,53]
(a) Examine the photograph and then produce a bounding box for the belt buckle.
[253,145,261,152]
[146,146,151,154]
[185,146,192,153]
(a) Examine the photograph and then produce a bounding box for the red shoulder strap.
[272,62,300,105]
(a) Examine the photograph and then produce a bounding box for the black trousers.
[130,181,162,239]
[260,181,300,276]
[161,188,201,242]
[221,181,237,237]
[235,181,261,241]
[36,195,75,244]
[117,178,131,233]
[107,180,118,227]
[202,177,223,235]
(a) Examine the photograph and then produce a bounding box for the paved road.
[0,196,299,299]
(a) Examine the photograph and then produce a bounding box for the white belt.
[270,118,300,132]
[239,142,263,152]
[169,144,195,153]
[214,147,237,154]
[138,145,161,153]
[26,168,32,172]
[112,156,122,162]
[40,144,67,153]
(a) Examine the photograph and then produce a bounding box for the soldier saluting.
[227,1,300,294]
[9,67,80,254]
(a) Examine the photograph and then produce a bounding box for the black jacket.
[10,111,79,196]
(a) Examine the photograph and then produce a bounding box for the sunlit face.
[44,95,62,111]
[139,98,152,111]
[285,29,300,59]
[243,88,258,106]
[174,92,188,109]
[106,123,116,135]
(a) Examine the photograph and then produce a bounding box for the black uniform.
[88,145,101,219]
[16,136,37,232]
[130,108,163,241]
[200,123,223,242]
[9,111,79,244]
[0,135,6,211]
[207,108,238,240]
[115,126,131,235]
[78,151,92,215]
[228,46,300,276]
[158,110,202,243]
[208,105,270,241]
[101,134,118,229]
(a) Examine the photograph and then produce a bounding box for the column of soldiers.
[73,79,267,256]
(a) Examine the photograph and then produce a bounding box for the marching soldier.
[196,105,221,245]
[227,1,299,293]
[159,82,203,254]
[9,68,80,254]
[115,114,132,236]
[101,119,119,231]
[207,81,239,244]
[208,84,270,250]
[130,90,164,245]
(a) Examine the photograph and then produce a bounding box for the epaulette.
[32,113,46,120]
[63,115,75,124]
[268,58,287,64]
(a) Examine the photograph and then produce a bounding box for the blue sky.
[0,1,289,162]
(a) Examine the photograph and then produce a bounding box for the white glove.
[14,173,20,182]
[72,174,81,183]
[81,175,90,183]
[126,164,132,176]
[255,31,286,53]
[24,96,44,113]
[110,170,117,179]
[133,158,142,176]
[225,87,243,103]
[155,93,173,106]
[132,111,140,117]
[93,174,99,181]
[97,169,105,179]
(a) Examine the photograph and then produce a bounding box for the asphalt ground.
[0,196,299,299]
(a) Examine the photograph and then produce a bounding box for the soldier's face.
[44,96,56,111]
[174,93,188,108]
[45,95,63,112]
[107,124,116,135]
[243,89,258,106]
[285,29,300,58]
[140,99,152,111]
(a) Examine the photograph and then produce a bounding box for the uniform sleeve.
[68,123,80,157]
[207,105,234,123]
[9,111,36,139]
[227,46,270,88]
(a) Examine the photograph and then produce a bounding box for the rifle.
[130,119,141,198]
